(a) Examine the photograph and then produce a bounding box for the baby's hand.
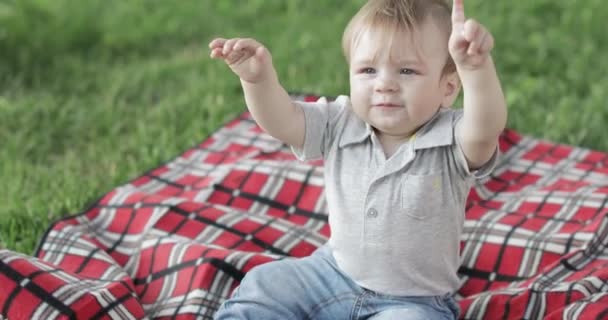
[448,0,494,70]
[209,38,273,83]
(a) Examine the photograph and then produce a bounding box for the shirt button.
[367,208,378,218]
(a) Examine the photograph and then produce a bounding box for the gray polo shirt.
[292,95,498,296]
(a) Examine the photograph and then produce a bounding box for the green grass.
[1,0,607,254]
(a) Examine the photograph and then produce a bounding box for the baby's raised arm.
[209,38,305,149]
[448,0,507,169]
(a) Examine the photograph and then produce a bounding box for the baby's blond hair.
[342,0,455,75]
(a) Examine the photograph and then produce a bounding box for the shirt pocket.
[401,172,444,220]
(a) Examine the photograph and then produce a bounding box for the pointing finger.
[452,0,465,26]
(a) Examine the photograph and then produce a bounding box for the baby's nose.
[375,75,399,92]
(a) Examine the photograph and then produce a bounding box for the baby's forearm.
[241,72,305,148]
[458,57,507,143]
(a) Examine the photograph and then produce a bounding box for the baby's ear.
[441,72,461,108]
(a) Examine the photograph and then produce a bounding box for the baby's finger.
[479,33,494,55]
[222,38,239,56]
[468,30,486,55]
[452,0,466,26]
[233,38,262,53]
[208,38,227,49]
[449,34,470,59]
[253,45,271,66]
[463,19,480,43]
[225,50,245,65]
[209,47,224,59]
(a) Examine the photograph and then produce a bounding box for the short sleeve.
[291,96,348,161]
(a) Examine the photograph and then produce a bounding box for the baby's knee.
[237,262,280,292]
[227,259,298,303]
[215,261,298,319]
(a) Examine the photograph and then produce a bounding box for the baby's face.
[349,17,453,141]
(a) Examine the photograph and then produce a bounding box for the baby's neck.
[376,131,416,159]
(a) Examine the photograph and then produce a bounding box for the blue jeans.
[214,245,460,319]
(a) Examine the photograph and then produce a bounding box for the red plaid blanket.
[1,95,607,319]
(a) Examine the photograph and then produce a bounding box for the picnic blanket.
[1,94,607,319]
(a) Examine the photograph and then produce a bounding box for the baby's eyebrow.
[392,57,424,66]
[350,57,427,71]
[351,59,375,66]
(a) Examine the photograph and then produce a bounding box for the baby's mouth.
[373,103,402,108]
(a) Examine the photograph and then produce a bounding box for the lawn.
[1,0,606,254]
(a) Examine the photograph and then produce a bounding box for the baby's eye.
[400,68,416,75]
[360,67,376,74]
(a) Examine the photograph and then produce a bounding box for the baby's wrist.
[456,56,494,75]
[241,70,279,87]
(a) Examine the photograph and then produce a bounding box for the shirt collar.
[412,107,455,150]
[338,113,374,148]
[338,107,455,150]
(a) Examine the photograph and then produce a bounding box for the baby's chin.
[368,109,408,123]
[370,119,415,136]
